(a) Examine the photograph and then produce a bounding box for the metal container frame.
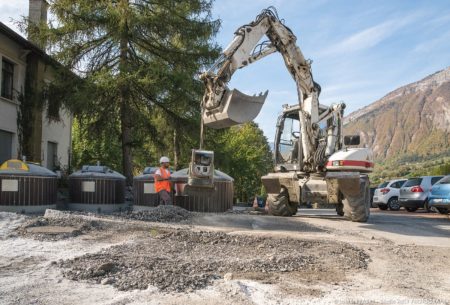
[68,165,126,213]
[0,160,57,213]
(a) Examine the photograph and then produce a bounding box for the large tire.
[387,197,400,211]
[342,177,370,222]
[336,203,344,216]
[267,188,297,216]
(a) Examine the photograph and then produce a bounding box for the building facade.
[0,1,72,171]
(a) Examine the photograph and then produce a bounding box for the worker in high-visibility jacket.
[154,156,172,205]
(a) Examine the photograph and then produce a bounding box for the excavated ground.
[56,229,368,293]
[1,208,449,305]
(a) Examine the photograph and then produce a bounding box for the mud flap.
[203,89,268,129]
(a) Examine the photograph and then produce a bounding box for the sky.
[1,0,450,141]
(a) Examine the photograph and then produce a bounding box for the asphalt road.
[298,208,450,247]
[194,208,450,248]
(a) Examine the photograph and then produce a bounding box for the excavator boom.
[200,7,323,171]
[193,7,374,223]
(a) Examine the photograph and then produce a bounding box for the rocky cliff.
[344,67,450,160]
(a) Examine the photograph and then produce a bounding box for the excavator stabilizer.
[203,89,268,129]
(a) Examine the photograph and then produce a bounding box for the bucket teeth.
[203,89,268,129]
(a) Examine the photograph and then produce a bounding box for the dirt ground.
[0,207,449,305]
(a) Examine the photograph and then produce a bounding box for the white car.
[373,179,407,211]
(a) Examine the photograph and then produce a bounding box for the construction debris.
[57,229,369,292]
[120,205,192,223]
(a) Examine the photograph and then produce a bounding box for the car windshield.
[378,182,388,188]
[403,178,422,187]
[437,176,450,184]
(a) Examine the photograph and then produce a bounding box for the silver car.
[398,176,444,212]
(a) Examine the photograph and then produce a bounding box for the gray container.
[68,165,126,213]
[171,168,234,212]
[133,167,161,210]
[0,159,57,213]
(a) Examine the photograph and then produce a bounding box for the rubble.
[57,229,369,292]
[120,205,193,223]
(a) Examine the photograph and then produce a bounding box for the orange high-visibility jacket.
[154,167,171,193]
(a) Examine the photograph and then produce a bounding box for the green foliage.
[370,151,450,184]
[71,118,123,172]
[25,0,220,183]
[208,123,273,202]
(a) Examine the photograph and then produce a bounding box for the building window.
[47,141,58,171]
[0,130,13,164]
[1,59,14,100]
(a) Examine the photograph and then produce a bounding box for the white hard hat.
[160,156,170,163]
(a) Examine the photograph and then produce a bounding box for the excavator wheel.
[336,203,344,216]
[342,177,371,222]
[267,188,298,216]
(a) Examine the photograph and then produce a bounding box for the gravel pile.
[122,205,192,223]
[57,229,369,292]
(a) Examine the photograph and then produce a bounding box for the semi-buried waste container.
[68,165,126,213]
[133,167,162,211]
[0,159,57,213]
[171,168,234,212]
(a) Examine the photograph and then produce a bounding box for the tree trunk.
[120,94,133,185]
[173,128,180,170]
[119,0,133,185]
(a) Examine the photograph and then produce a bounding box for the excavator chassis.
[262,171,370,222]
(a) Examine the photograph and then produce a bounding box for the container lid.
[134,167,175,180]
[134,173,155,181]
[171,168,233,182]
[69,165,125,179]
[143,167,158,175]
[0,159,57,177]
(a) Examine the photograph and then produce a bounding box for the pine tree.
[27,0,220,184]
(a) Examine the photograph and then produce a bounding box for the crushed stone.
[119,205,193,223]
[57,229,369,293]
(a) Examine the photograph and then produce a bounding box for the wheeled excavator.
[190,7,373,222]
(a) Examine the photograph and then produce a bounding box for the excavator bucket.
[203,89,268,129]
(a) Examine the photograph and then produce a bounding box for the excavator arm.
[200,7,343,171]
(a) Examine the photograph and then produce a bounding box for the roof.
[0,21,56,65]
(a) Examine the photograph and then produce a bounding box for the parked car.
[373,179,407,210]
[399,175,444,212]
[428,175,450,214]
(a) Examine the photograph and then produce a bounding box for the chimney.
[28,0,48,46]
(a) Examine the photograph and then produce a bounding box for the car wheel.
[387,197,400,211]
[378,204,388,210]
[437,208,449,215]
[405,207,418,212]
[424,200,432,212]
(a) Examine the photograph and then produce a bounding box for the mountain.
[344,67,450,161]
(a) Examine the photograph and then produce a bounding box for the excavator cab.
[202,88,268,129]
[274,109,302,171]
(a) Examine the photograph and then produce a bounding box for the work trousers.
[158,190,173,205]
